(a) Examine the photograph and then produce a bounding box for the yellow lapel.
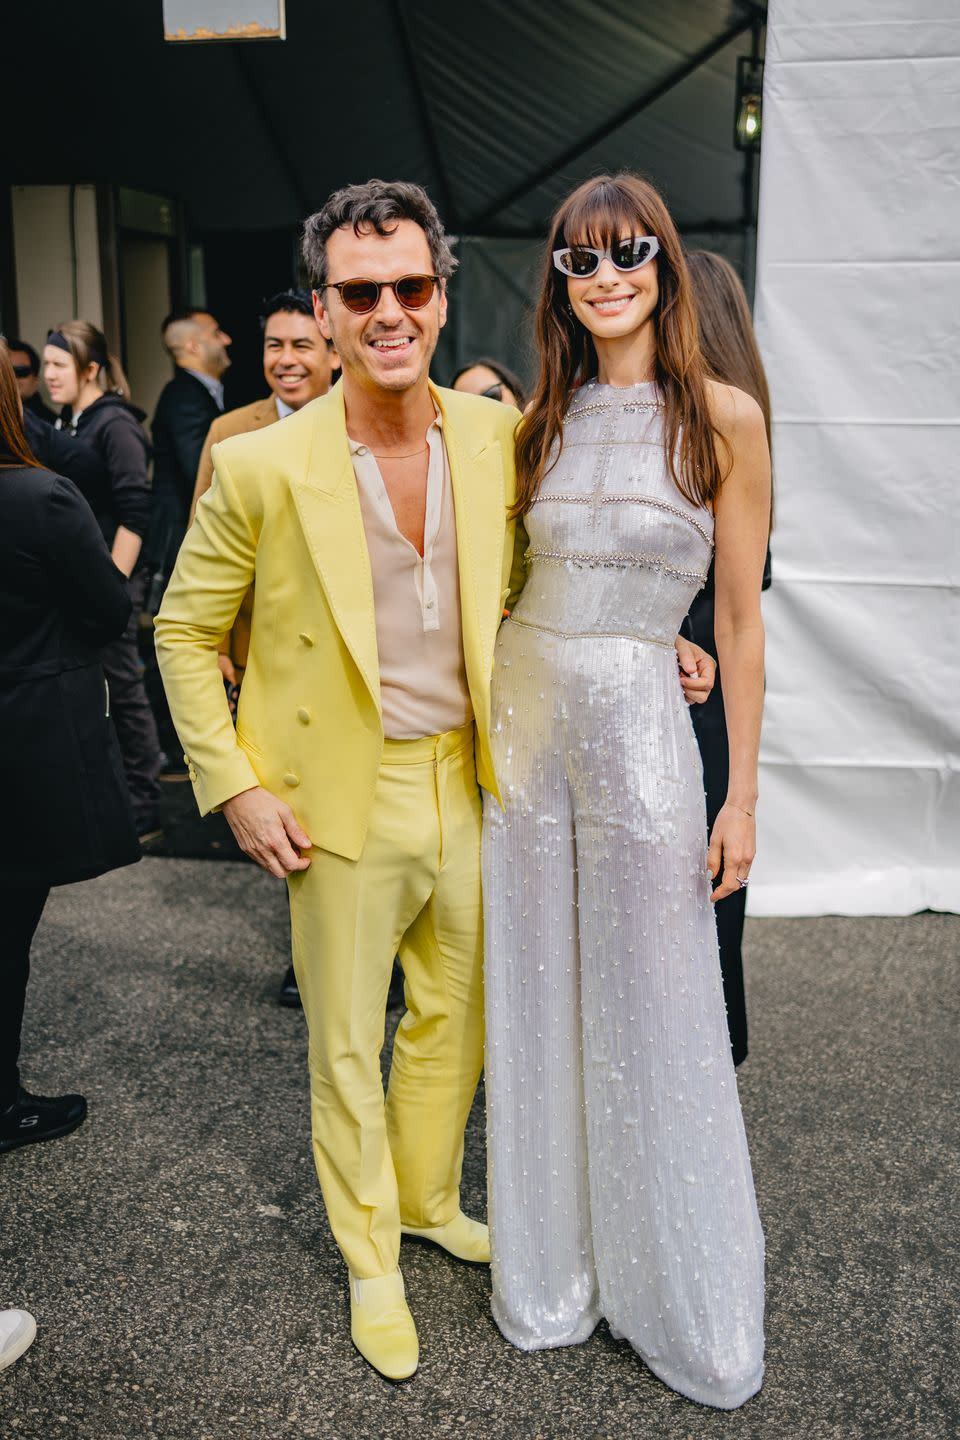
[288,385,381,714]
[432,383,506,704]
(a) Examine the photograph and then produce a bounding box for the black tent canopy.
[9,0,764,233]
[6,0,765,385]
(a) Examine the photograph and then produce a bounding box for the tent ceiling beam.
[464,8,764,233]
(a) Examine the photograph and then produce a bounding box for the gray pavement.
[1,856,957,1440]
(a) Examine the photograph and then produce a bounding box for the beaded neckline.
[584,377,659,393]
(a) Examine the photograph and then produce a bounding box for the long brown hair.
[686,250,772,457]
[53,319,131,401]
[514,172,726,516]
[0,342,41,468]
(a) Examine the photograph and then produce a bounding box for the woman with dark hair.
[484,175,769,1407]
[0,342,140,1152]
[450,356,527,410]
[43,320,162,835]
[685,250,774,1068]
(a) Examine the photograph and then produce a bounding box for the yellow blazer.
[190,394,280,676]
[154,380,527,862]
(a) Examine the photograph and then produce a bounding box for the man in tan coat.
[191,289,338,1007]
[191,289,340,687]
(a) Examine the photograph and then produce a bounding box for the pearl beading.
[507,615,676,650]
[526,546,709,585]
[537,493,714,549]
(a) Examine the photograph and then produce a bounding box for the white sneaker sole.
[0,1313,37,1371]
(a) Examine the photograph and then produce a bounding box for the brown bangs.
[560,178,653,253]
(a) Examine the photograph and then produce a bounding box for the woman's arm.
[706,382,772,902]
[111,524,143,577]
[99,412,151,575]
[47,476,132,645]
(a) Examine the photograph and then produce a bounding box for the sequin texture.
[482,381,765,1410]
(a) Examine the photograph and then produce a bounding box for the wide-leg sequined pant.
[483,620,765,1410]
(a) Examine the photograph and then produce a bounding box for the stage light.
[735,57,764,151]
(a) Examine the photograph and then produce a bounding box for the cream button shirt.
[349,413,473,740]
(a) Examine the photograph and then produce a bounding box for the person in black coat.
[684,251,774,1068]
[44,321,163,834]
[143,311,232,765]
[0,342,140,1152]
[146,309,232,599]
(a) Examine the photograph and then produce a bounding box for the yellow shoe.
[349,1269,419,1381]
[400,1211,490,1264]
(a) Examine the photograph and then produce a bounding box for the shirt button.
[298,632,314,646]
[283,772,300,788]
[425,599,435,610]
[356,445,368,456]
[296,707,310,725]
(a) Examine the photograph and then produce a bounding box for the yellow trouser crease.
[287,721,484,1278]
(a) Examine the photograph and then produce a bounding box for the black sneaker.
[0,1087,87,1154]
[277,965,302,1009]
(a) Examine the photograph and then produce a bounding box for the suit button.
[283,772,300,788]
[296,707,311,725]
[298,632,314,647]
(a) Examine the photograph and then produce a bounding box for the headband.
[47,329,108,368]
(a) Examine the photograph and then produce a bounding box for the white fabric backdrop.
[748,0,960,916]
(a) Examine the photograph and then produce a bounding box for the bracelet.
[730,804,754,818]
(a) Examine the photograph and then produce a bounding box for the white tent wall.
[748,0,960,916]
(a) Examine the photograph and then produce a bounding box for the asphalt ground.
[1,851,957,1440]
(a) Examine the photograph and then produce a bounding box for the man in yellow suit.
[156,180,715,1381]
[156,180,526,1382]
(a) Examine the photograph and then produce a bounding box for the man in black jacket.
[145,311,232,766]
[148,309,232,595]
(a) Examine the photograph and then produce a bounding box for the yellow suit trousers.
[287,722,484,1278]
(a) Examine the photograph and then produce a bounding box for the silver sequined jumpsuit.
[482,380,765,1410]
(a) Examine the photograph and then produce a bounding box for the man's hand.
[222,787,312,878]
[676,636,716,705]
[217,653,237,686]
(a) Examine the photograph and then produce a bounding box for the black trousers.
[0,883,50,1105]
[101,569,162,826]
[691,689,749,1067]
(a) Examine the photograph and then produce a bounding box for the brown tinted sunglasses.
[324,273,440,315]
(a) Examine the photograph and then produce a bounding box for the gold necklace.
[370,445,428,460]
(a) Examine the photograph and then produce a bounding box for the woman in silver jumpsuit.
[483,174,770,1409]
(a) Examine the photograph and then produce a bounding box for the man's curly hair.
[301,179,457,291]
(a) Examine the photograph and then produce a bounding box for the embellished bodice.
[511,380,714,647]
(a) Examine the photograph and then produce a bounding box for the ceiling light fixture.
[734,56,764,151]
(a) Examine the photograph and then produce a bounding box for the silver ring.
[736,876,749,888]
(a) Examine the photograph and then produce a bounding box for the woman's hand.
[706,802,756,902]
[675,635,716,704]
